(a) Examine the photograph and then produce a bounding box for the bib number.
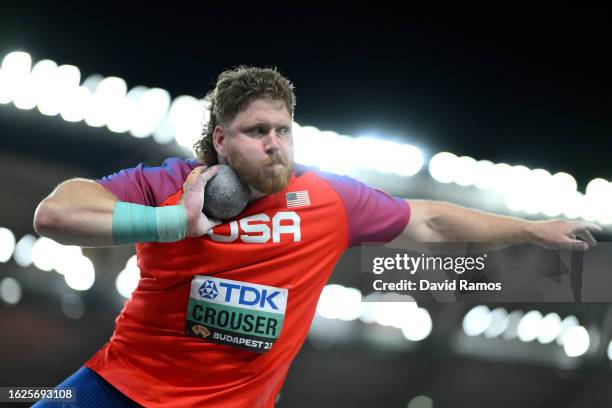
[185,276,288,353]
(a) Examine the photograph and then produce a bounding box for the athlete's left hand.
[529,220,602,251]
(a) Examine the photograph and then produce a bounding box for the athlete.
[32,67,600,407]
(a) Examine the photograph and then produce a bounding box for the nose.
[263,130,281,155]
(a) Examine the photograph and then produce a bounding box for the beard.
[227,144,294,194]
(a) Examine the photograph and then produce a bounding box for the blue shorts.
[32,366,140,407]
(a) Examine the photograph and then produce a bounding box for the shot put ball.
[203,164,250,219]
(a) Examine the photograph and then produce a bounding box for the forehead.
[231,99,291,127]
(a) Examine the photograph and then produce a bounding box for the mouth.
[266,162,284,169]
[266,158,285,167]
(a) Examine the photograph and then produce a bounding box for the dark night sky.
[1,5,610,188]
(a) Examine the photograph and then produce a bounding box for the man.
[33,67,600,407]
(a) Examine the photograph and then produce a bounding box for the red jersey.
[88,158,410,407]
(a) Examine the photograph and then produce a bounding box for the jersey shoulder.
[96,157,200,206]
[294,164,410,246]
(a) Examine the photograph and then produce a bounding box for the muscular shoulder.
[294,165,410,246]
[96,157,201,206]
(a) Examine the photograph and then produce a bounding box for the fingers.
[199,165,219,183]
[183,165,219,193]
[566,240,589,251]
[570,222,600,247]
[189,165,208,178]
[183,166,207,191]
[577,222,603,232]
[576,229,597,247]
[193,166,219,194]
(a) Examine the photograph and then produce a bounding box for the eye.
[249,127,265,136]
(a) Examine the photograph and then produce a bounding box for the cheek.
[242,147,264,164]
[283,143,294,158]
[229,141,250,158]
[234,145,262,167]
[237,139,260,154]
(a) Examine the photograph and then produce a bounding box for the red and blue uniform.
[82,158,410,407]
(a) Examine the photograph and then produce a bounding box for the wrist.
[112,202,188,244]
[156,205,188,242]
[522,220,541,245]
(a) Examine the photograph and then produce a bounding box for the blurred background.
[1,5,612,408]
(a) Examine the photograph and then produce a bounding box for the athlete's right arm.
[33,166,219,247]
[33,178,118,246]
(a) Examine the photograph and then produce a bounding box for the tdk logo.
[220,282,280,310]
[198,280,219,299]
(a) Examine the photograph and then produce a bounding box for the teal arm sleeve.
[112,202,188,244]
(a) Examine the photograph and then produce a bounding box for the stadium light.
[0,277,22,305]
[14,234,36,267]
[563,326,590,357]
[462,305,491,337]
[0,227,16,263]
[116,255,140,298]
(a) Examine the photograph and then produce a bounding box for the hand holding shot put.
[181,163,251,237]
[180,165,222,238]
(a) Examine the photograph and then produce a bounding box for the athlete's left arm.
[388,199,601,251]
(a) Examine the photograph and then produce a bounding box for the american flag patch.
[286,191,310,208]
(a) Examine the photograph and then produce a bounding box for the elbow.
[424,220,444,242]
[33,199,63,237]
[423,201,455,242]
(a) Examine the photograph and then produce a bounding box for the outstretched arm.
[33,166,219,247]
[390,199,601,251]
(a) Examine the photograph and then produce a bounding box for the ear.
[212,125,228,160]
